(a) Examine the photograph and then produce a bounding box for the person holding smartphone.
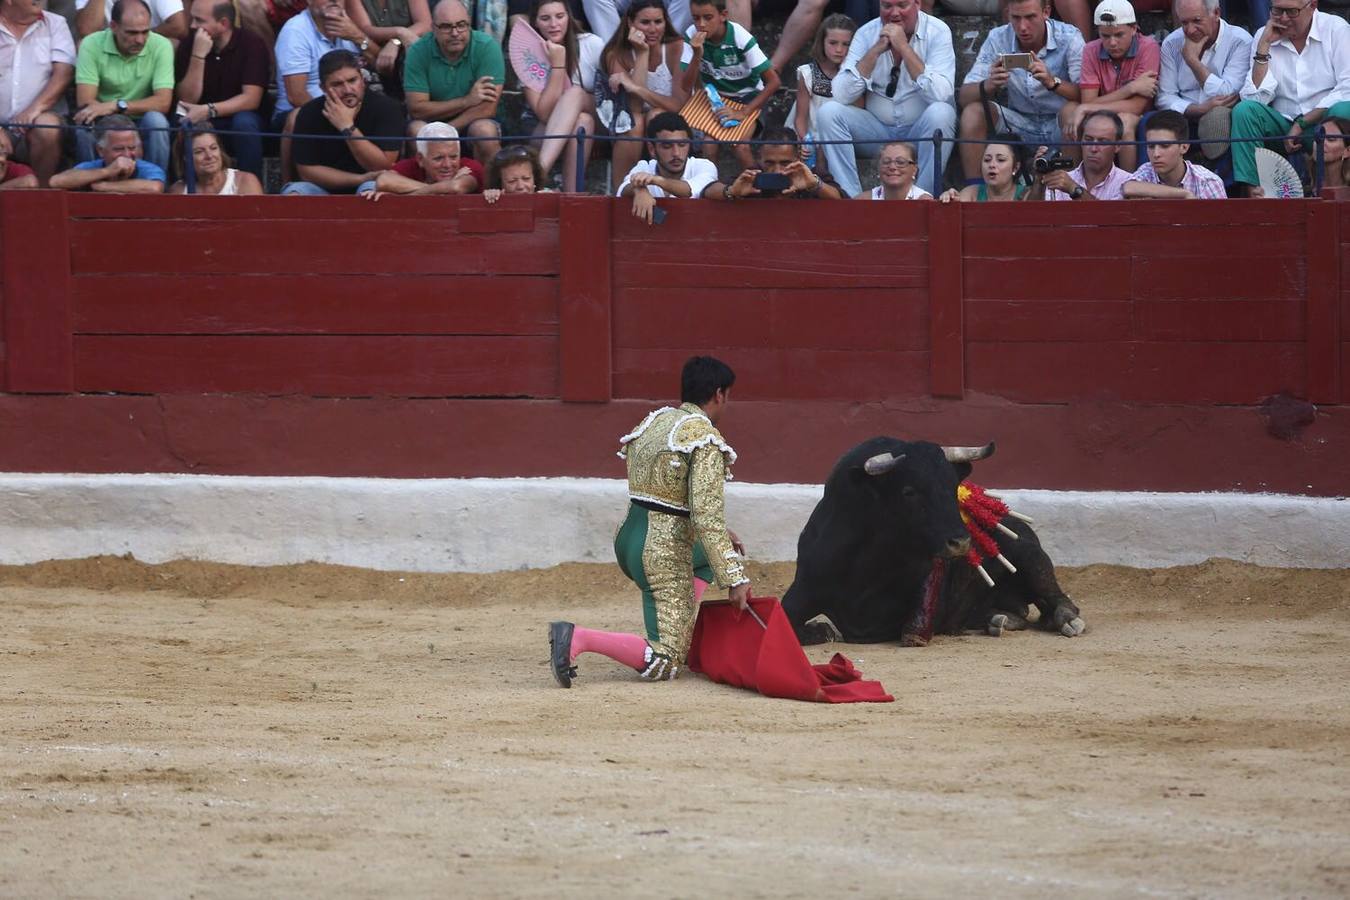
[704,124,844,199]
[616,111,719,223]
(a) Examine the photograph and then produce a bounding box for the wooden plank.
[612,287,928,351]
[457,205,536,233]
[2,191,74,392]
[72,274,559,335]
[1306,202,1341,403]
[64,192,563,222]
[558,196,612,401]
[1137,299,1305,341]
[73,335,558,397]
[963,199,1307,228]
[612,347,930,401]
[929,201,963,397]
[964,225,1306,259]
[609,198,929,243]
[966,341,1305,403]
[1134,255,1304,301]
[613,239,928,289]
[965,256,1130,301]
[966,299,1134,342]
[69,219,561,276]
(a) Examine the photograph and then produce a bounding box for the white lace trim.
[616,406,676,458]
[668,412,738,465]
[628,492,690,513]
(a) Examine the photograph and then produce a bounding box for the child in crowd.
[791,13,856,175]
[679,0,781,168]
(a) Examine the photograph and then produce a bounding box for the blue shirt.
[74,158,167,181]
[273,12,358,114]
[964,19,1084,118]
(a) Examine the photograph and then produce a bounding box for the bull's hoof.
[799,619,841,646]
[987,612,1028,636]
[1060,617,1086,637]
[899,633,929,648]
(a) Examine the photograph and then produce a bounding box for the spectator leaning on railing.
[616,110,717,222]
[169,122,264,193]
[50,112,166,192]
[359,120,485,198]
[855,139,933,198]
[940,133,1030,201]
[0,128,40,189]
[282,48,402,194]
[1316,116,1348,187]
[959,0,1083,185]
[1123,107,1227,197]
[403,0,504,165]
[1232,0,1350,195]
[484,144,548,202]
[706,124,845,199]
[0,0,75,187]
[815,0,955,200]
[73,0,174,174]
[1155,0,1250,176]
[175,0,268,179]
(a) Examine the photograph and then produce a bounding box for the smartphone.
[651,206,668,225]
[999,52,1033,70]
[752,171,791,193]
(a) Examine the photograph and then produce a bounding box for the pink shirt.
[1128,161,1228,199]
[1045,163,1131,200]
[1079,34,1161,98]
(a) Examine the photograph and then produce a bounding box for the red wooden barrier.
[0,192,1346,493]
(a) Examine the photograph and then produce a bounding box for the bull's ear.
[951,461,974,482]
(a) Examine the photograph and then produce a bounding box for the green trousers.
[614,504,714,663]
[1231,99,1350,186]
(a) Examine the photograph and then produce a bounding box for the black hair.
[318,49,363,84]
[1145,110,1189,142]
[646,111,692,141]
[680,356,736,405]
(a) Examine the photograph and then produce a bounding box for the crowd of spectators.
[1,0,1347,201]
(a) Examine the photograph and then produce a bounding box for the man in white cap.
[1058,0,1160,172]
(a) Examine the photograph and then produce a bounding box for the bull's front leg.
[1000,522,1086,637]
[782,581,841,645]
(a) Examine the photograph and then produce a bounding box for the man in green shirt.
[403,0,503,164]
[72,0,173,172]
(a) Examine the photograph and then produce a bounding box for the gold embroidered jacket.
[617,403,747,588]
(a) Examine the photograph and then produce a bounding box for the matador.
[549,356,752,686]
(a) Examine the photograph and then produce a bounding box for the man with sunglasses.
[814,0,956,200]
[403,0,504,165]
[616,112,718,223]
[1232,0,1350,195]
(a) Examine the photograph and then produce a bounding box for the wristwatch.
[1070,185,1085,199]
[341,125,357,136]
[1048,76,1062,92]
[391,37,403,47]
[358,37,370,52]
[116,99,129,113]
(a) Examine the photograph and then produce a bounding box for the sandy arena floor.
[1,556,1348,898]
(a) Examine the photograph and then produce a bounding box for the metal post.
[931,130,944,197]
[182,119,196,195]
[1315,127,1325,195]
[574,126,588,192]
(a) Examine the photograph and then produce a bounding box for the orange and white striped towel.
[678,91,760,142]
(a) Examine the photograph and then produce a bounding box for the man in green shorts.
[549,356,751,687]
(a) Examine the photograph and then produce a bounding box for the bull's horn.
[863,452,904,475]
[942,442,996,463]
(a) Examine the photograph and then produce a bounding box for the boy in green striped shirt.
[680,0,780,168]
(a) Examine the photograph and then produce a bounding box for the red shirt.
[1080,34,1162,98]
[1,161,35,183]
[394,156,485,191]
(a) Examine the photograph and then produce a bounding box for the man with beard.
[282,48,403,194]
[616,112,718,223]
[706,125,844,199]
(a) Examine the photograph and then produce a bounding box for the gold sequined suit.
[614,403,747,678]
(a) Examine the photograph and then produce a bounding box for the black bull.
[781,438,1085,646]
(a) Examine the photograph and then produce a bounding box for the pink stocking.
[569,628,648,669]
[694,578,710,603]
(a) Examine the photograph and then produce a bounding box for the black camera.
[1034,152,1075,175]
[752,171,791,193]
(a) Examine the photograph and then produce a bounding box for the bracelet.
[207,102,217,118]
[1253,52,1271,62]
[722,183,734,200]
[192,54,208,60]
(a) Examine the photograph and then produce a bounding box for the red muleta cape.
[687,597,894,703]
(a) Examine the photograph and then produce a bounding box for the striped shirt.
[680,22,770,100]
[1128,160,1227,199]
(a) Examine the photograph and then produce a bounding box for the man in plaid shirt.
[1123,108,1227,198]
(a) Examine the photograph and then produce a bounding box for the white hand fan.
[1254,147,1304,199]
[509,21,551,93]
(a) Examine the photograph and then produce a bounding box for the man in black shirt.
[281,49,403,194]
[175,0,269,177]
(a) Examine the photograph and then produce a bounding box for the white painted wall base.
[0,474,1346,572]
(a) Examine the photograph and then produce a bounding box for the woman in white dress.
[518,0,602,192]
[600,0,687,179]
[169,126,264,195]
[855,141,932,200]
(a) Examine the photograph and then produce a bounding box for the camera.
[752,171,791,194]
[1033,152,1075,175]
